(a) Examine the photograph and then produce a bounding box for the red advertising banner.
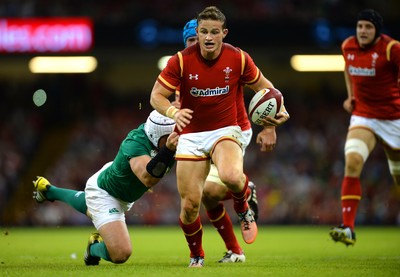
[0,17,93,53]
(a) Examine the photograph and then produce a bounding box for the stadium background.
[0,0,399,227]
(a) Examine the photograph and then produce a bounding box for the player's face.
[356,20,376,48]
[197,19,227,60]
[186,36,198,47]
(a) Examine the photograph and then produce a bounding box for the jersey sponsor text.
[190,85,229,97]
[348,65,376,76]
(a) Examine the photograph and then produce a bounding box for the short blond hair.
[197,6,226,29]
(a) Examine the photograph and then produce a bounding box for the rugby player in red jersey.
[179,18,267,264]
[329,9,400,246]
[150,6,289,267]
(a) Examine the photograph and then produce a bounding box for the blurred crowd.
[1,73,399,227]
[0,78,43,212]
[0,0,398,23]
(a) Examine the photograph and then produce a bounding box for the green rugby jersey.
[97,124,157,203]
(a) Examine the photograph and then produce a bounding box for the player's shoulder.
[380,34,400,49]
[221,43,249,63]
[222,43,243,54]
[380,34,400,61]
[123,125,151,148]
[380,34,397,43]
[342,36,357,50]
[180,43,198,56]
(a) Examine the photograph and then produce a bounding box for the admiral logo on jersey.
[190,86,230,97]
[348,65,376,76]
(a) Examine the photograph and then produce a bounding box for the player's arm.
[130,132,179,188]
[343,70,354,113]
[171,89,181,108]
[130,155,158,188]
[150,81,193,132]
[248,73,290,127]
[150,81,175,116]
[341,39,355,114]
[245,73,278,151]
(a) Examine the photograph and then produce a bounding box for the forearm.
[344,71,353,98]
[146,145,176,178]
[262,125,276,134]
[150,81,174,116]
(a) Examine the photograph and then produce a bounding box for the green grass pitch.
[1,225,399,276]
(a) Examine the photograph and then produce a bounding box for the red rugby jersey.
[158,43,259,134]
[175,83,251,132]
[342,34,400,119]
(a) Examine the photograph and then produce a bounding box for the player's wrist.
[166,106,179,119]
[263,125,276,130]
[146,145,176,178]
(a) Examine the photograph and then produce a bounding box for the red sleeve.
[240,50,260,85]
[157,53,181,92]
[341,36,353,54]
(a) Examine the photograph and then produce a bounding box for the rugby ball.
[248,88,283,125]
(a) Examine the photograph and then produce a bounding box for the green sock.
[91,242,111,262]
[45,186,87,214]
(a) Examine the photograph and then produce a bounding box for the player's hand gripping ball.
[248,88,283,125]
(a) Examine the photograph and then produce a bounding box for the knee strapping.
[388,159,400,175]
[345,138,370,162]
[206,164,225,185]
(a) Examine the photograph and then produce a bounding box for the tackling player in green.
[33,110,178,265]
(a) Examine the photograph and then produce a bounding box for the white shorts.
[85,161,134,230]
[241,128,253,155]
[176,126,245,160]
[350,115,400,149]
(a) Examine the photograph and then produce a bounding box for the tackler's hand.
[166,132,179,151]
